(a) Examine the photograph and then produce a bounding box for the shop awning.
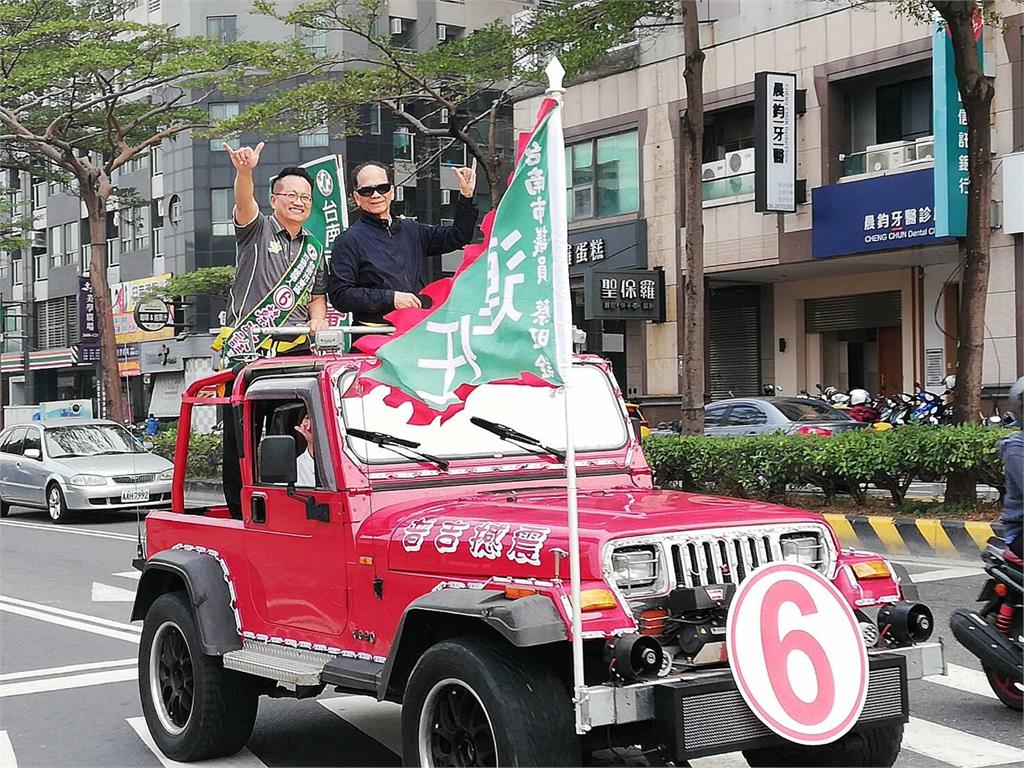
[0,348,79,373]
[148,372,186,418]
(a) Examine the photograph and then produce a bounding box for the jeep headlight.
[158,468,174,481]
[780,534,823,567]
[611,546,661,595]
[70,474,107,486]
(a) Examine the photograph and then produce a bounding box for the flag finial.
[545,57,565,96]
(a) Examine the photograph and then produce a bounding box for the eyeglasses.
[355,183,392,197]
[273,191,313,204]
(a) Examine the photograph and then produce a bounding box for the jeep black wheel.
[402,638,579,767]
[743,723,904,767]
[139,591,258,762]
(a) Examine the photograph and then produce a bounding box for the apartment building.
[1,0,531,418]
[514,0,1024,423]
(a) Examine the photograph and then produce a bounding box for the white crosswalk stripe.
[924,663,998,700]
[903,716,1024,768]
[90,582,137,603]
[0,731,17,768]
[126,718,268,768]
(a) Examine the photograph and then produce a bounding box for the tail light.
[795,425,832,436]
[639,608,669,636]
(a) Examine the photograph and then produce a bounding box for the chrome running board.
[222,640,331,686]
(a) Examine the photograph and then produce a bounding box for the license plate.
[121,489,150,503]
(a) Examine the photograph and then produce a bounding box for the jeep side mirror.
[258,435,297,485]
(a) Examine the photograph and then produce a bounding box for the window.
[206,15,237,43]
[209,103,240,150]
[12,254,23,285]
[368,104,381,135]
[725,404,767,426]
[390,17,414,49]
[34,248,47,281]
[876,78,932,144]
[134,206,150,251]
[0,251,8,280]
[704,106,755,163]
[211,188,233,236]
[64,222,78,266]
[299,25,327,57]
[107,237,120,267]
[440,140,466,167]
[22,428,40,456]
[3,303,23,352]
[168,194,182,224]
[565,131,639,222]
[704,405,729,426]
[119,209,134,251]
[299,124,329,148]
[32,181,46,211]
[151,142,162,176]
[153,226,164,257]
[35,297,76,349]
[48,179,60,195]
[393,128,414,161]
[1,429,25,456]
[48,225,62,268]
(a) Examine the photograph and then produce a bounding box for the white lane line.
[904,716,1024,768]
[0,667,137,698]
[0,519,136,541]
[319,696,402,755]
[0,594,140,633]
[0,603,140,644]
[0,731,16,768]
[912,567,982,583]
[91,582,137,603]
[924,663,998,700]
[0,658,136,682]
[114,571,143,581]
[126,718,268,768]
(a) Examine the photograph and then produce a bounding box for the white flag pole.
[543,57,588,735]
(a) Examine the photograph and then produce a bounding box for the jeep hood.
[383,487,830,581]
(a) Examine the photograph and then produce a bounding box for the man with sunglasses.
[328,160,479,324]
[216,141,330,518]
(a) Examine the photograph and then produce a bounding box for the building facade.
[515,0,1023,424]
[1,0,530,420]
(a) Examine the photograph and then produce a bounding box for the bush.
[149,429,223,481]
[643,424,1013,506]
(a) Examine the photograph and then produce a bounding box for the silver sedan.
[0,419,173,524]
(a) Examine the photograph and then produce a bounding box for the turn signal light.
[504,586,538,600]
[852,560,891,580]
[994,583,1008,597]
[580,589,618,611]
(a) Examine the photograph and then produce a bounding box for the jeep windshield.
[337,364,628,464]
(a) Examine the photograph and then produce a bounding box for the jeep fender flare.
[130,549,242,655]
[378,589,567,700]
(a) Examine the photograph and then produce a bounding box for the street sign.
[726,562,868,745]
[755,71,797,213]
[133,299,171,333]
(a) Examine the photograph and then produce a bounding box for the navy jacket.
[1001,431,1023,544]
[328,196,479,324]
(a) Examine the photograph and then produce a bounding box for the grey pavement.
[0,506,1022,768]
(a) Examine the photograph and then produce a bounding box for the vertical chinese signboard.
[932,12,983,238]
[754,71,797,213]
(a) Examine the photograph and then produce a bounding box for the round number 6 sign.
[726,562,869,745]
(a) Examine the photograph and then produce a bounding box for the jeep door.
[241,380,349,640]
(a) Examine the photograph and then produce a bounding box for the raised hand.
[224,141,265,172]
[452,157,477,199]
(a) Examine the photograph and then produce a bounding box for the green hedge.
[150,430,223,481]
[643,425,1012,505]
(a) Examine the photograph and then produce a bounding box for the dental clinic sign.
[812,169,951,259]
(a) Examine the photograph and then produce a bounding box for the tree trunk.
[679,0,706,436]
[81,186,127,424]
[935,1,994,505]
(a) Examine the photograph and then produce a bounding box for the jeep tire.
[401,637,579,767]
[139,591,259,762]
[742,723,904,767]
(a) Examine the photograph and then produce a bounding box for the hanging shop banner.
[78,276,97,338]
[583,268,665,322]
[932,13,984,238]
[812,169,952,259]
[567,220,647,278]
[754,71,797,213]
[112,274,175,345]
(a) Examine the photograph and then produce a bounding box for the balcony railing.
[840,136,934,180]
[702,172,754,203]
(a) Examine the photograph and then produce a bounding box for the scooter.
[949,538,1024,710]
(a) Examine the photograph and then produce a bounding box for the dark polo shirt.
[228,211,327,327]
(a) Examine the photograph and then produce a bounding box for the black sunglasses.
[355,183,392,197]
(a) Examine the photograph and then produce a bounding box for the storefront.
[567,220,661,397]
[140,334,217,420]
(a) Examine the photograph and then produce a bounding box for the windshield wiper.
[346,428,450,472]
[469,417,566,462]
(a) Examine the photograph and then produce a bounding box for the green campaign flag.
[352,98,572,422]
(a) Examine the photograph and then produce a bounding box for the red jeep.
[132,349,943,767]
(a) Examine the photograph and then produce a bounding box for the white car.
[0,418,174,524]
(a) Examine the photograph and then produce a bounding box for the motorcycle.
[949,537,1024,710]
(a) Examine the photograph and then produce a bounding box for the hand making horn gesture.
[224,141,265,172]
[452,157,478,199]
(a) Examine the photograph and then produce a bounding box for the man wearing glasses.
[328,160,479,324]
[217,141,330,518]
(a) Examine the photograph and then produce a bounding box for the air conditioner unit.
[436,24,447,41]
[439,108,449,125]
[725,148,755,175]
[30,230,46,248]
[910,137,934,162]
[701,160,727,181]
[865,141,908,173]
[390,17,403,35]
[394,185,405,202]
[441,189,452,205]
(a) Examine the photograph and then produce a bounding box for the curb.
[823,513,1003,560]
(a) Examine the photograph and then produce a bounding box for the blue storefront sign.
[812,169,952,259]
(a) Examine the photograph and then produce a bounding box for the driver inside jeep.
[292,406,317,487]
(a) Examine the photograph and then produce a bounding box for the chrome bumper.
[580,641,944,729]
